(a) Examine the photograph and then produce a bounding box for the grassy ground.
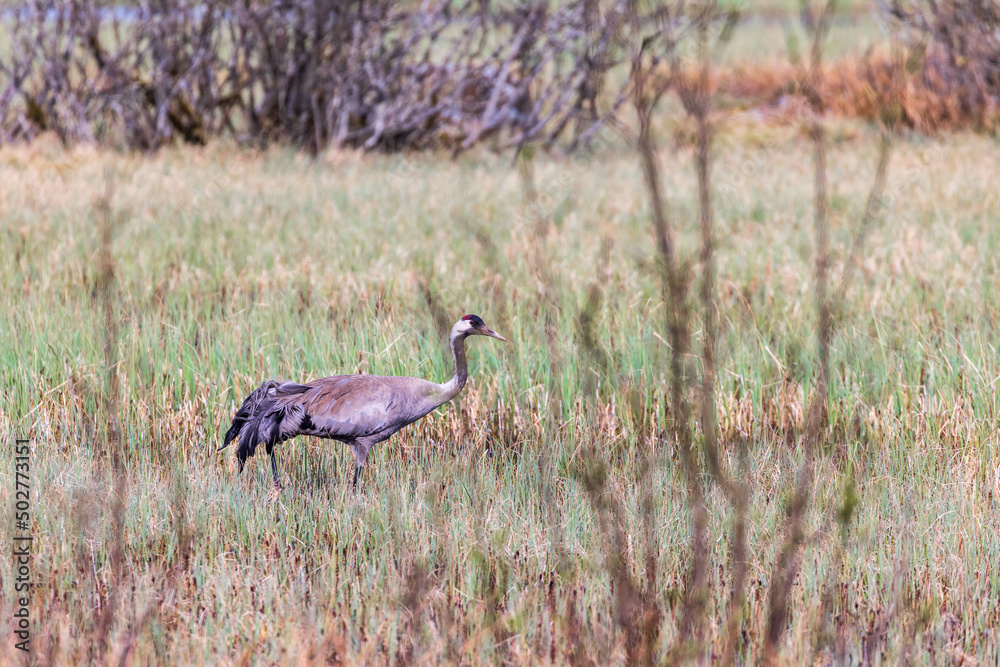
[1,118,999,663]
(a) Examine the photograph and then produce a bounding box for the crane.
[219,314,506,489]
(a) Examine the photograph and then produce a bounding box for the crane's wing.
[294,375,442,439]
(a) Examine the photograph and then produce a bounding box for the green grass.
[1,121,999,663]
[718,13,887,64]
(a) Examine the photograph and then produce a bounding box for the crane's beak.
[483,326,506,342]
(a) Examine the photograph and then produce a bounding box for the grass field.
[1,115,999,664]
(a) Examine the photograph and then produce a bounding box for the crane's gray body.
[233,375,451,469]
[220,315,505,488]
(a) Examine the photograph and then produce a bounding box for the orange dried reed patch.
[673,48,1000,132]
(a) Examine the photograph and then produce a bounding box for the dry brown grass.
[671,48,1000,132]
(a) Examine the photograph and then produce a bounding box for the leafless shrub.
[0,0,664,153]
[559,1,748,661]
[92,169,126,658]
[575,453,660,665]
[623,1,748,660]
[881,0,1000,130]
[764,2,897,663]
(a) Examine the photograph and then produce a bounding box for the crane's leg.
[270,452,282,490]
[352,465,360,491]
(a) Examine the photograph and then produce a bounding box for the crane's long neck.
[440,330,469,401]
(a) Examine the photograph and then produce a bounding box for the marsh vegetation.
[2,1,999,664]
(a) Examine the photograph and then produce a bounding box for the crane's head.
[454,314,506,341]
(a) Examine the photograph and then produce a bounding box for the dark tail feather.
[217,423,240,452]
[236,412,264,473]
[219,380,281,460]
[236,404,290,472]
